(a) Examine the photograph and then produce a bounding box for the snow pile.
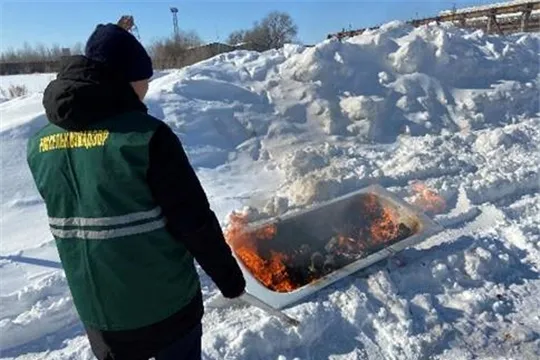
[1,21,539,359]
[0,272,78,351]
[143,21,538,171]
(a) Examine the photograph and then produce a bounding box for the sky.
[1,0,504,51]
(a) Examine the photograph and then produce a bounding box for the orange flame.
[360,193,401,243]
[370,206,401,242]
[224,193,415,292]
[411,182,446,214]
[224,212,296,292]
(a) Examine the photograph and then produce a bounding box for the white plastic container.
[227,184,444,310]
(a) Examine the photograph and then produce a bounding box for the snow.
[1,21,539,359]
[0,74,56,101]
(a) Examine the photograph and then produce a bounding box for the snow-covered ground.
[1,21,539,359]
[0,74,56,103]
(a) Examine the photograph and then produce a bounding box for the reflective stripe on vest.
[49,207,162,227]
[49,207,167,240]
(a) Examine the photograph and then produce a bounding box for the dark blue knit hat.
[85,23,153,82]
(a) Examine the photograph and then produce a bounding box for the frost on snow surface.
[0,22,539,359]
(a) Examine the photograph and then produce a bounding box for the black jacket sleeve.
[147,123,246,298]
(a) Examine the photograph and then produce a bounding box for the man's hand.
[117,15,135,32]
[224,288,245,299]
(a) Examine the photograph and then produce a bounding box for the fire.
[410,182,446,214]
[224,212,296,292]
[360,193,401,244]
[370,206,401,242]
[224,193,416,293]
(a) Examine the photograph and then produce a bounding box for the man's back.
[27,112,200,331]
[27,46,245,360]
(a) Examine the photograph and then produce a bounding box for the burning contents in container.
[224,193,419,293]
[410,182,447,215]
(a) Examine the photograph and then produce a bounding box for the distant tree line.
[1,42,84,62]
[0,11,299,74]
[0,42,84,74]
[147,30,238,69]
[226,11,298,50]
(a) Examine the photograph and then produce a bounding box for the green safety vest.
[26,111,200,331]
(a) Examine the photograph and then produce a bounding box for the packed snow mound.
[144,21,538,169]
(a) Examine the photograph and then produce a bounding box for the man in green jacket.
[27,21,246,360]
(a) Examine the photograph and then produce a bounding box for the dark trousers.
[85,292,204,360]
[153,322,202,360]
